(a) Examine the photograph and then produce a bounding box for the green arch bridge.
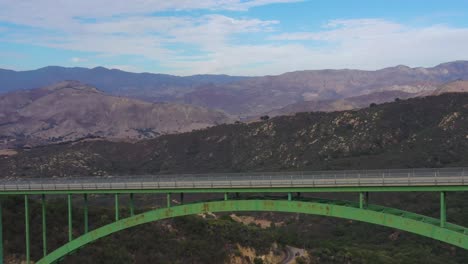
[0,167,467,263]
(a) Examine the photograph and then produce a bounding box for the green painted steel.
[83,194,88,234]
[359,192,368,209]
[115,194,119,221]
[24,195,30,264]
[67,194,72,242]
[359,192,364,209]
[36,199,468,264]
[41,194,47,257]
[129,193,134,216]
[2,185,468,195]
[441,192,446,228]
[224,192,228,201]
[167,193,171,208]
[287,192,292,201]
[0,200,3,264]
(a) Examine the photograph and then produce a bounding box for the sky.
[1,0,468,76]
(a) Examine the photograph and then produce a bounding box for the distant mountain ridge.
[182,61,468,116]
[1,61,468,117]
[0,66,248,92]
[0,81,232,149]
[0,66,249,106]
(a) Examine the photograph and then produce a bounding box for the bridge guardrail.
[0,167,466,191]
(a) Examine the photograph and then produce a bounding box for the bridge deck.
[1,167,467,192]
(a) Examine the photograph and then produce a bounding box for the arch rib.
[37,199,468,264]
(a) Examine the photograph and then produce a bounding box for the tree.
[254,257,264,264]
[260,115,270,121]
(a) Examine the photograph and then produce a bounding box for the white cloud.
[3,14,279,67]
[1,0,468,76]
[70,57,87,63]
[0,0,299,30]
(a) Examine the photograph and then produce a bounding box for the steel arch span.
[37,199,468,264]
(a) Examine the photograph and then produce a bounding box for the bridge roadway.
[0,167,466,192]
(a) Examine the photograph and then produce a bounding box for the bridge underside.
[37,198,468,264]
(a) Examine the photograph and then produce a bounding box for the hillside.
[181,61,468,116]
[2,93,467,177]
[266,90,415,117]
[432,80,468,95]
[1,93,468,264]
[0,81,232,149]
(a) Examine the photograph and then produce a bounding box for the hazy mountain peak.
[40,80,102,93]
[0,81,232,149]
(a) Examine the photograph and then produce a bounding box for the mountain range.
[266,80,468,116]
[1,61,468,149]
[2,61,468,118]
[0,81,231,149]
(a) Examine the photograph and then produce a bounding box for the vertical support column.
[359,192,369,209]
[67,194,73,242]
[224,192,228,201]
[83,194,88,234]
[24,195,30,264]
[0,199,3,264]
[167,193,171,208]
[180,193,184,205]
[114,194,119,221]
[359,192,364,209]
[41,194,47,257]
[440,191,446,228]
[288,192,292,201]
[129,193,135,217]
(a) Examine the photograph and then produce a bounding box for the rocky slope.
[0,81,232,149]
[1,93,466,177]
[181,61,468,116]
[432,80,468,95]
[266,90,415,117]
